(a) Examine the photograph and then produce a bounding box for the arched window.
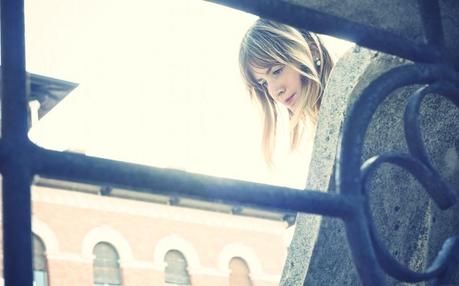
[33,234,49,286]
[93,242,122,286]
[229,257,252,286]
[164,250,191,286]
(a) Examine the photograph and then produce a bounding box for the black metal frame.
[1,0,458,285]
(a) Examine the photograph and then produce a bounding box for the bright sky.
[26,0,353,189]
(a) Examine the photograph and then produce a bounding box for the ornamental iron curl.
[339,63,459,284]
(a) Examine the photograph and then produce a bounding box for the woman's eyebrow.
[254,67,273,82]
[266,66,273,74]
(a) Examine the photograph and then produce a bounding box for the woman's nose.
[268,82,285,99]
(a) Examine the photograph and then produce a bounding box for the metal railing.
[1,0,458,285]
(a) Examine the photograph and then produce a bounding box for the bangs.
[240,35,288,90]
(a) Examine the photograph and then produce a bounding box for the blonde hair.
[239,18,334,165]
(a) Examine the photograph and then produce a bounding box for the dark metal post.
[1,0,33,285]
[417,0,444,49]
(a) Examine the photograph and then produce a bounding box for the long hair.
[239,18,334,165]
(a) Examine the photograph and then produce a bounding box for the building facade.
[25,182,289,286]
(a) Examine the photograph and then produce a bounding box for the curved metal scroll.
[338,63,459,285]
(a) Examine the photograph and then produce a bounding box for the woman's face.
[251,64,302,111]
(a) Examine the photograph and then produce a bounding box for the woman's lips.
[285,93,296,105]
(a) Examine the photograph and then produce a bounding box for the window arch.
[229,257,252,286]
[93,242,122,286]
[164,250,191,286]
[33,234,49,286]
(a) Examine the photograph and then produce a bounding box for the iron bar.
[403,82,459,169]
[1,158,33,286]
[29,144,354,218]
[344,209,386,286]
[361,153,456,210]
[434,237,459,285]
[1,0,28,140]
[0,0,33,285]
[417,0,445,51]
[208,0,443,64]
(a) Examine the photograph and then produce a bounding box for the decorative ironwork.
[339,63,459,285]
[0,0,458,285]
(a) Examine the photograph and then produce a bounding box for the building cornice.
[32,185,288,235]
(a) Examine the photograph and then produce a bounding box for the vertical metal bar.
[417,0,444,46]
[1,0,33,286]
[1,0,28,138]
[2,165,33,286]
[417,0,445,51]
[345,212,386,285]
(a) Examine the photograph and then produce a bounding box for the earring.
[315,58,321,67]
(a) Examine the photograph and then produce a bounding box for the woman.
[239,18,334,165]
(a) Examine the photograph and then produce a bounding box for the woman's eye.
[272,66,284,75]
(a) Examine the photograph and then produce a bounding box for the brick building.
[28,179,289,286]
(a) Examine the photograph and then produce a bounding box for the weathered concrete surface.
[279,47,381,286]
[280,47,459,285]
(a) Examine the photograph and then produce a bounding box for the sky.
[26,0,353,189]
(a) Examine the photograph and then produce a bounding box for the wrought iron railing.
[1,0,458,285]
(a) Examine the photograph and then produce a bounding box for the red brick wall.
[26,186,287,286]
